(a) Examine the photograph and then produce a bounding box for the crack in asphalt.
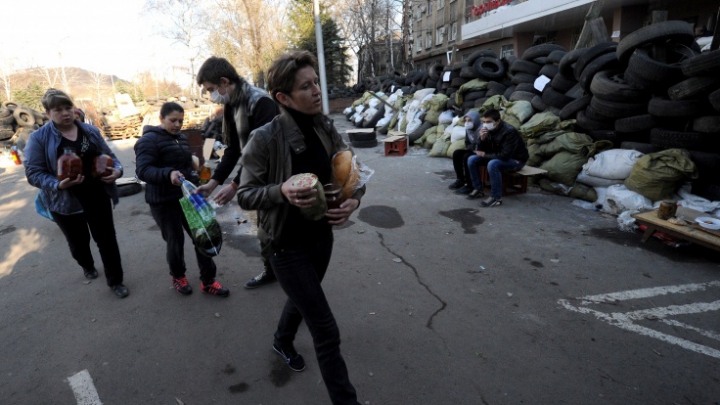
[377,232,447,331]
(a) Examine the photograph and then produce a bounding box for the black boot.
[244,262,277,289]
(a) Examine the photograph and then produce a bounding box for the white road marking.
[67,370,103,405]
[578,280,720,305]
[559,281,720,359]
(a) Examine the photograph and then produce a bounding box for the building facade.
[412,0,717,70]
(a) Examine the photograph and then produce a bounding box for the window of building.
[436,26,445,45]
[427,0,433,16]
[501,44,514,58]
[416,36,422,53]
[415,4,423,20]
[437,0,445,10]
[437,10,445,26]
[450,22,458,41]
[450,2,457,18]
[426,33,432,48]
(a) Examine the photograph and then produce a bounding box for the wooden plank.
[589,17,610,43]
[517,165,547,176]
[712,7,720,51]
[574,0,606,49]
[632,207,720,251]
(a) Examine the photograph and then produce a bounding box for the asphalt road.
[0,115,718,405]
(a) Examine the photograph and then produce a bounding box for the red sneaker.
[172,276,193,295]
[201,279,230,297]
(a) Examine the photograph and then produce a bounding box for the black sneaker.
[244,269,277,289]
[467,189,485,199]
[172,276,193,295]
[454,185,473,195]
[201,279,230,297]
[83,267,98,279]
[111,284,129,298]
[273,344,306,372]
[480,197,502,207]
[447,179,464,190]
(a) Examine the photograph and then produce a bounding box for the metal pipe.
[314,0,330,115]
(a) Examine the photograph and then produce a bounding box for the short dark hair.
[160,102,184,118]
[266,51,318,103]
[196,57,241,86]
[483,109,501,121]
[41,88,73,111]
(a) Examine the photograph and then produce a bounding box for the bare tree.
[33,66,60,88]
[0,60,15,101]
[88,71,108,108]
[209,0,287,87]
[143,0,208,98]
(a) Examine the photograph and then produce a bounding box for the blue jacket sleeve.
[134,135,173,185]
[24,130,60,192]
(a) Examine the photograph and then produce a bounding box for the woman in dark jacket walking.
[134,102,229,297]
[237,51,365,405]
[24,88,128,298]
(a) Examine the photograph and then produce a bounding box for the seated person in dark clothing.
[466,109,529,207]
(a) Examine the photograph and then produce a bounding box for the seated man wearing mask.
[448,111,482,195]
[466,109,529,207]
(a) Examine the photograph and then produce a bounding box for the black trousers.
[270,234,360,405]
[52,192,123,287]
[452,149,474,185]
[150,200,217,283]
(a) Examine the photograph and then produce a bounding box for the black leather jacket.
[478,120,529,163]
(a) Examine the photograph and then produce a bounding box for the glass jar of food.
[57,147,82,180]
[92,154,114,177]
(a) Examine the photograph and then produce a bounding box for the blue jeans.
[270,234,361,405]
[467,156,525,199]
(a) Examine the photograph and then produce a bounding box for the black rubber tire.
[509,91,536,102]
[711,89,720,112]
[2,101,18,110]
[589,70,649,102]
[473,57,507,80]
[451,62,469,71]
[621,141,659,154]
[118,183,143,198]
[474,98,488,108]
[576,110,614,131]
[0,126,13,141]
[429,64,444,81]
[558,95,592,121]
[510,59,542,75]
[451,77,469,88]
[648,97,708,118]
[547,50,566,64]
[589,96,647,120]
[578,53,621,92]
[615,114,658,133]
[467,50,498,65]
[531,95,547,112]
[584,105,608,121]
[0,115,14,125]
[573,42,618,80]
[541,87,574,109]
[550,73,577,93]
[514,83,540,94]
[352,139,379,148]
[426,79,438,88]
[0,108,11,118]
[459,66,480,79]
[688,150,720,176]
[538,64,559,78]
[376,120,390,135]
[692,181,720,201]
[503,85,516,100]
[521,44,566,61]
[486,81,507,94]
[464,91,488,102]
[565,83,586,99]
[667,76,720,101]
[533,57,549,65]
[693,116,720,134]
[650,128,716,150]
[587,130,621,147]
[12,128,33,150]
[626,48,684,87]
[13,107,36,127]
[616,20,695,63]
[511,73,536,85]
[558,48,588,78]
[681,49,720,77]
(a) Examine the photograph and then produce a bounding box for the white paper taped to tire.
[603,184,652,215]
[585,149,643,180]
[443,71,451,82]
[534,75,551,92]
[451,126,467,143]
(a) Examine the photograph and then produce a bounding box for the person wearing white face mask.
[196,56,281,289]
[465,109,529,207]
[448,111,481,195]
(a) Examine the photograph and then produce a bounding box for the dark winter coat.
[477,121,529,163]
[134,125,199,205]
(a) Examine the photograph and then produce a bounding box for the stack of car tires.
[0,102,47,151]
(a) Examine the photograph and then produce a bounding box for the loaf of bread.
[332,150,359,200]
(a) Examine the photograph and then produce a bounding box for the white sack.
[603,184,653,215]
[585,149,643,180]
